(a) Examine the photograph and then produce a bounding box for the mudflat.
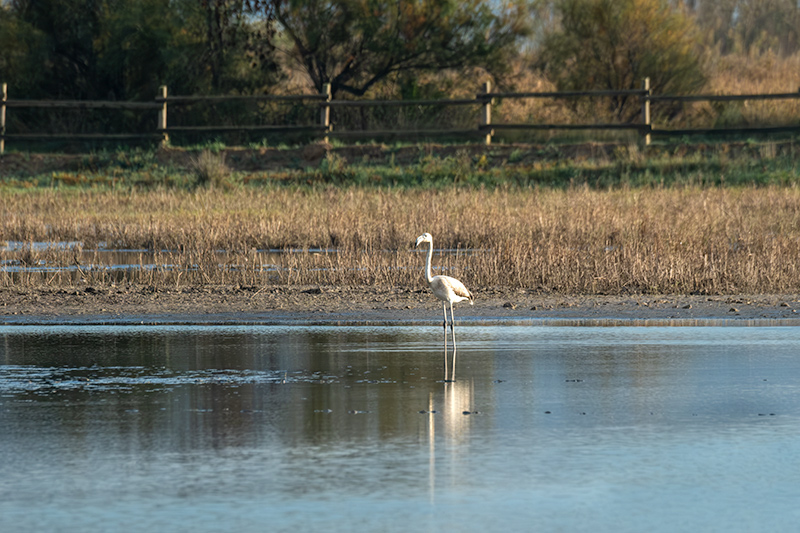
[3,285,800,325]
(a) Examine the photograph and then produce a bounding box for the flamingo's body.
[415,232,473,381]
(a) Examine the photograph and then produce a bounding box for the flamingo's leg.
[450,301,457,382]
[442,302,449,381]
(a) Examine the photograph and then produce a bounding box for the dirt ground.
[3,284,800,325]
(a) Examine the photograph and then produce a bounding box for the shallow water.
[0,242,468,280]
[2,325,800,532]
[0,245,285,279]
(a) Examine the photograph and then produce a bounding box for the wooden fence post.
[158,85,169,147]
[1,83,6,155]
[321,83,331,144]
[481,81,493,145]
[642,77,651,146]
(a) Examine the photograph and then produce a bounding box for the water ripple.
[0,366,295,393]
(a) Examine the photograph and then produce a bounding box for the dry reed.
[3,186,800,294]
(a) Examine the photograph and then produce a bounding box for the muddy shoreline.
[3,285,800,326]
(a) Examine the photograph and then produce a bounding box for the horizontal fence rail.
[480,89,648,98]
[649,92,800,102]
[5,100,161,109]
[2,79,800,154]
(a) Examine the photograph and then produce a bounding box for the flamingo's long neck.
[424,240,434,285]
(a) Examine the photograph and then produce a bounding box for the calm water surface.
[2,325,800,532]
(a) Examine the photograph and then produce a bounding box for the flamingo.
[415,232,473,381]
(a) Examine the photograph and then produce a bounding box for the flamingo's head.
[415,233,433,248]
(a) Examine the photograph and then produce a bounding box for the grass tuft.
[190,150,232,189]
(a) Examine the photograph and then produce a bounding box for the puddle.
[0,241,475,276]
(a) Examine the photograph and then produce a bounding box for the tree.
[0,4,48,96]
[1,0,281,100]
[92,0,278,99]
[198,0,280,92]
[266,0,530,97]
[690,0,800,56]
[0,0,285,140]
[537,0,706,120]
[92,0,195,100]
[6,0,103,99]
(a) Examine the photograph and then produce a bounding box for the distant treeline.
[1,0,799,138]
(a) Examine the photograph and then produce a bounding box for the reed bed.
[3,185,800,295]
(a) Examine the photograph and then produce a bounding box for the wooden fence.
[2,79,800,154]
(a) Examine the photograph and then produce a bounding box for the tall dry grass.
[3,186,800,294]
[688,52,800,129]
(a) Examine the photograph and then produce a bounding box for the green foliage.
[319,152,348,174]
[1,0,280,100]
[29,0,104,98]
[180,0,281,94]
[94,0,201,100]
[508,148,526,163]
[0,6,48,95]
[537,0,706,120]
[0,0,284,145]
[272,0,531,97]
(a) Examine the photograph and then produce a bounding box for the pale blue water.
[1,325,800,532]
